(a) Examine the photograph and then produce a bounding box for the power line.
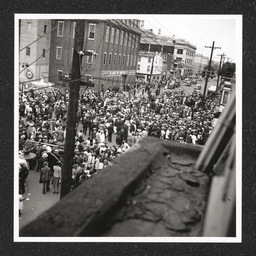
[19,20,67,52]
[19,20,78,75]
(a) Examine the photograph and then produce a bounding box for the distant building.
[48,19,141,92]
[136,51,163,82]
[19,19,51,82]
[193,53,209,75]
[173,38,196,77]
[137,27,175,80]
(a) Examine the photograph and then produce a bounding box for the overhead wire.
[19,20,78,75]
[19,20,67,52]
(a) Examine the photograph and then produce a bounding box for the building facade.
[173,39,196,77]
[193,53,209,75]
[19,19,51,82]
[137,28,175,80]
[136,51,163,82]
[48,19,141,91]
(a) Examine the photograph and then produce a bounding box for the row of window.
[26,22,48,34]
[137,65,161,73]
[102,52,136,67]
[105,25,139,48]
[186,50,194,56]
[25,47,46,58]
[185,58,193,65]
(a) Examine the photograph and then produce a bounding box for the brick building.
[48,19,141,92]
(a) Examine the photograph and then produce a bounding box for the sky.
[142,15,240,63]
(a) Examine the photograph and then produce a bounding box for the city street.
[177,77,217,96]
[19,170,60,230]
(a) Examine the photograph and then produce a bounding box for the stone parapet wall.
[20,137,205,237]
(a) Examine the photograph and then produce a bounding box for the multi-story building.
[19,19,51,82]
[193,53,209,75]
[48,19,141,91]
[137,27,175,80]
[173,38,196,77]
[136,51,163,82]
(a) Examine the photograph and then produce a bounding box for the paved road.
[177,77,217,96]
[19,170,60,230]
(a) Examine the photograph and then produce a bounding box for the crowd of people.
[19,79,220,193]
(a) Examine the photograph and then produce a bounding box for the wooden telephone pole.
[60,20,85,199]
[202,41,221,100]
[216,53,226,91]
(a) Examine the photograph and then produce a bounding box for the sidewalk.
[19,170,60,230]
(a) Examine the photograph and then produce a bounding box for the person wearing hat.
[40,161,51,194]
[37,152,48,172]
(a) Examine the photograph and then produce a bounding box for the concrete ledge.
[20,137,202,237]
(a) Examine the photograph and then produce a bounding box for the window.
[87,51,94,64]
[124,32,127,46]
[105,26,110,42]
[57,70,63,82]
[131,35,134,48]
[221,90,230,105]
[138,56,141,62]
[111,27,115,43]
[27,22,32,32]
[127,55,130,66]
[120,31,123,45]
[56,47,62,60]
[134,56,137,66]
[137,64,140,71]
[73,22,76,38]
[108,53,112,65]
[44,25,47,34]
[113,53,117,65]
[148,57,152,63]
[26,47,30,56]
[57,21,64,37]
[42,49,46,58]
[130,55,133,67]
[71,48,73,64]
[103,52,107,65]
[115,29,119,44]
[88,23,96,39]
[118,54,121,65]
[147,65,150,72]
[177,49,183,54]
[122,55,126,66]
[127,34,130,47]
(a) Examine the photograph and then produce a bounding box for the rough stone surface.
[20,137,208,237]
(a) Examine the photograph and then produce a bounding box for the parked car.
[194,84,201,90]
[191,79,197,84]
[184,80,192,86]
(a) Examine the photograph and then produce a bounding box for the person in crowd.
[40,161,51,194]
[19,163,29,194]
[52,162,62,194]
[19,80,219,191]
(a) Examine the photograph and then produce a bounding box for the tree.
[219,62,236,78]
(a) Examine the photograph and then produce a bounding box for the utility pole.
[216,53,226,91]
[60,20,85,199]
[149,54,155,82]
[202,41,221,100]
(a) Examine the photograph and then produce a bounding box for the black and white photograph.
[14,14,242,242]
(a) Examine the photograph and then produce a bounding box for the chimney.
[158,28,161,35]
[149,29,153,33]
[141,20,144,28]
